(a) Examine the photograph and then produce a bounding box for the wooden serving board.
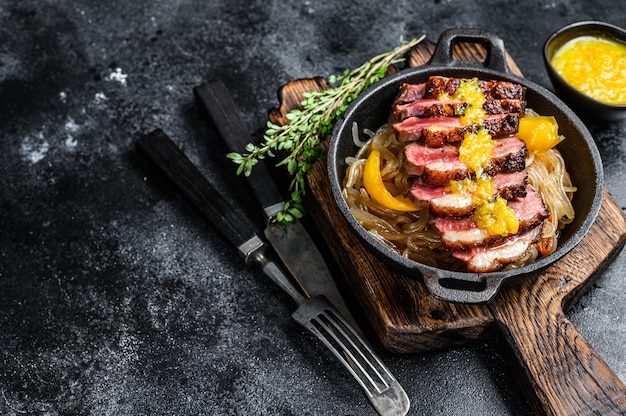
[268,40,626,415]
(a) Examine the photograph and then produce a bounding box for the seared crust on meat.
[423,76,526,101]
[424,76,462,98]
[483,99,526,117]
[482,113,520,137]
[451,225,543,272]
[489,139,527,174]
[404,137,528,186]
[395,98,526,121]
[394,113,520,145]
[407,171,529,217]
[392,82,426,106]
[433,189,548,251]
[419,124,470,147]
[491,171,528,200]
[420,161,473,186]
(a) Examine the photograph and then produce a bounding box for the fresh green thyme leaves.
[227,36,424,226]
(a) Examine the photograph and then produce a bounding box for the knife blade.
[193,80,360,331]
[136,129,410,416]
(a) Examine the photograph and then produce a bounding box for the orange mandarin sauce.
[446,78,519,236]
[551,36,626,105]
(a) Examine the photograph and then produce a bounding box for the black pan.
[327,28,603,303]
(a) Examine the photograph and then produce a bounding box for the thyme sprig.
[227,36,424,225]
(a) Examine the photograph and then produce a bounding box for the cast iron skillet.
[327,28,604,304]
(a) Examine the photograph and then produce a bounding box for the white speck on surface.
[107,68,128,85]
[303,0,314,14]
[94,92,107,103]
[64,117,80,133]
[64,117,80,148]
[65,135,78,148]
[59,91,67,103]
[20,132,49,164]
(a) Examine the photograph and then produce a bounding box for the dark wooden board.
[269,39,626,415]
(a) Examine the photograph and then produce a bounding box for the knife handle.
[137,129,255,250]
[193,80,285,217]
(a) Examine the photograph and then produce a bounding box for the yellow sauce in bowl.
[550,36,626,105]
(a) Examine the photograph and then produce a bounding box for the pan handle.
[422,273,502,304]
[428,27,510,74]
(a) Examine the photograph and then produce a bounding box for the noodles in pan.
[341,108,576,272]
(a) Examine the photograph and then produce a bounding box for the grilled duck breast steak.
[390,76,551,272]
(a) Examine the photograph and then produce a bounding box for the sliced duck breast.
[420,160,471,186]
[404,142,460,170]
[394,116,472,144]
[429,193,475,217]
[433,189,548,250]
[408,171,529,217]
[395,98,526,121]
[424,76,526,101]
[395,99,466,120]
[404,137,527,186]
[394,113,520,145]
[451,226,543,273]
[392,82,426,106]
[492,171,528,200]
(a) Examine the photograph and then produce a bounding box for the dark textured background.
[1,1,625,415]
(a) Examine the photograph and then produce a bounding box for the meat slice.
[483,99,526,117]
[489,137,528,174]
[433,189,548,250]
[492,171,528,200]
[395,99,463,120]
[394,116,470,144]
[404,137,527,186]
[408,171,528,217]
[394,98,526,121]
[507,188,549,225]
[429,194,475,217]
[403,143,461,177]
[419,160,471,186]
[424,76,526,101]
[394,113,520,145]
[423,76,462,98]
[404,142,460,168]
[451,226,543,272]
[392,82,426,106]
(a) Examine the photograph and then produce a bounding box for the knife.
[136,129,410,416]
[193,80,360,331]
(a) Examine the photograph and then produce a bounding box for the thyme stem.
[227,36,425,225]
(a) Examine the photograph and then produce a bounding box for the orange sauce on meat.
[459,128,493,174]
[444,78,519,236]
[551,36,626,105]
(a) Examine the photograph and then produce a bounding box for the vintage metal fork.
[137,129,410,416]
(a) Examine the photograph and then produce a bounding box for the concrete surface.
[1,1,625,415]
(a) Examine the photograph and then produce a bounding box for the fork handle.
[137,129,255,251]
[242,235,307,304]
